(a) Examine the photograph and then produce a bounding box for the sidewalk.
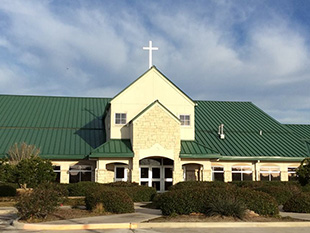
[3,203,310,231]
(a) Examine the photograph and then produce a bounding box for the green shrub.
[283,192,310,213]
[234,188,279,216]
[255,186,300,205]
[156,186,279,217]
[67,182,102,196]
[104,181,139,187]
[204,195,246,219]
[117,186,156,202]
[0,184,17,197]
[85,186,134,214]
[169,181,230,191]
[15,183,68,220]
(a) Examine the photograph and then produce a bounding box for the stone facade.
[130,103,183,183]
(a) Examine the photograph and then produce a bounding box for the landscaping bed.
[19,207,112,223]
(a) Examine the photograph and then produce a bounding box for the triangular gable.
[110,66,195,106]
[129,100,180,125]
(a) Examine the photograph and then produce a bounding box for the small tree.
[4,142,56,189]
[296,158,310,186]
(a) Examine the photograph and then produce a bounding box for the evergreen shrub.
[283,192,310,213]
[67,182,102,196]
[15,183,68,220]
[169,181,229,191]
[85,186,134,214]
[156,186,279,216]
[0,184,17,197]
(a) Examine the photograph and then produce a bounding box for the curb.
[15,221,310,231]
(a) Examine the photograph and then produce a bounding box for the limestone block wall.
[131,104,182,183]
[96,158,131,183]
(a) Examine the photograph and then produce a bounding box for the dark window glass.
[232,173,241,181]
[165,168,173,179]
[152,168,160,179]
[271,173,280,181]
[141,168,149,178]
[214,173,224,182]
[260,173,269,181]
[141,182,148,186]
[116,167,125,179]
[243,173,252,181]
[152,181,161,191]
[163,158,173,165]
[81,171,92,181]
[69,172,79,183]
[213,167,224,171]
[288,173,297,181]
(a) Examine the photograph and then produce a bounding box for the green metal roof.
[90,139,134,158]
[0,95,110,159]
[285,124,310,141]
[195,101,309,160]
[180,140,220,158]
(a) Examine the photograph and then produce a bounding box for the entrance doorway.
[139,157,173,192]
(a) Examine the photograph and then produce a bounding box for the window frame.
[115,113,127,125]
[212,166,224,182]
[180,114,190,126]
[69,165,93,183]
[114,165,128,182]
[259,166,281,181]
[53,165,61,183]
[231,166,253,181]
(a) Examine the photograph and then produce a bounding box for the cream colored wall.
[52,160,96,184]
[109,68,195,140]
[95,158,131,183]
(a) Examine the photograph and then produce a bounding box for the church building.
[1,45,310,192]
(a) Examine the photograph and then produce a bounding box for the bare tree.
[7,142,40,165]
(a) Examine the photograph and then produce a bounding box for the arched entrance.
[139,157,173,192]
[183,163,203,181]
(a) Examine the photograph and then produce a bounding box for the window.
[53,166,61,183]
[115,113,126,125]
[69,165,92,183]
[260,167,280,181]
[115,166,128,182]
[288,167,298,181]
[180,115,190,126]
[212,166,224,181]
[232,166,252,181]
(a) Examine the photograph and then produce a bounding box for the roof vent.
[259,130,263,136]
[218,124,225,139]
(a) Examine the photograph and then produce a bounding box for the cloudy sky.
[0,0,309,124]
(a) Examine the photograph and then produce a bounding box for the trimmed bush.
[169,181,229,191]
[156,186,279,217]
[0,184,17,197]
[85,186,134,214]
[67,182,102,196]
[15,183,68,220]
[283,192,310,213]
[104,181,139,187]
[117,186,156,202]
[255,185,300,205]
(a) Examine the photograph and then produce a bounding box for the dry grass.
[147,213,308,222]
[20,208,112,223]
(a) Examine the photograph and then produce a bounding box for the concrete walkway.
[33,202,161,225]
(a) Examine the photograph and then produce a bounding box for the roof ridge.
[0,94,111,100]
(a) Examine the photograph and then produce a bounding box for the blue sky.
[0,0,309,124]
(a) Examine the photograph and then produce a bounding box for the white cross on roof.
[143,41,159,69]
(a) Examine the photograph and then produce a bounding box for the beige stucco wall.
[109,67,195,140]
[130,103,183,184]
[52,160,96,184]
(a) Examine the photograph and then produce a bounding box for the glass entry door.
[139,158,174,192]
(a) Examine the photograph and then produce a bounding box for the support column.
[173,157,183,184]
[131,157,140,183]
[202,161,212,181]
[60,164,70,184]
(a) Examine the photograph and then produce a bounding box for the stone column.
[96,160,107,184]
[173,158,183,184]
[131,156,140,183]
[60,164,70,184]
[202,161,212,181]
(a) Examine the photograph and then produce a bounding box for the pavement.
[2,203,310,231]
